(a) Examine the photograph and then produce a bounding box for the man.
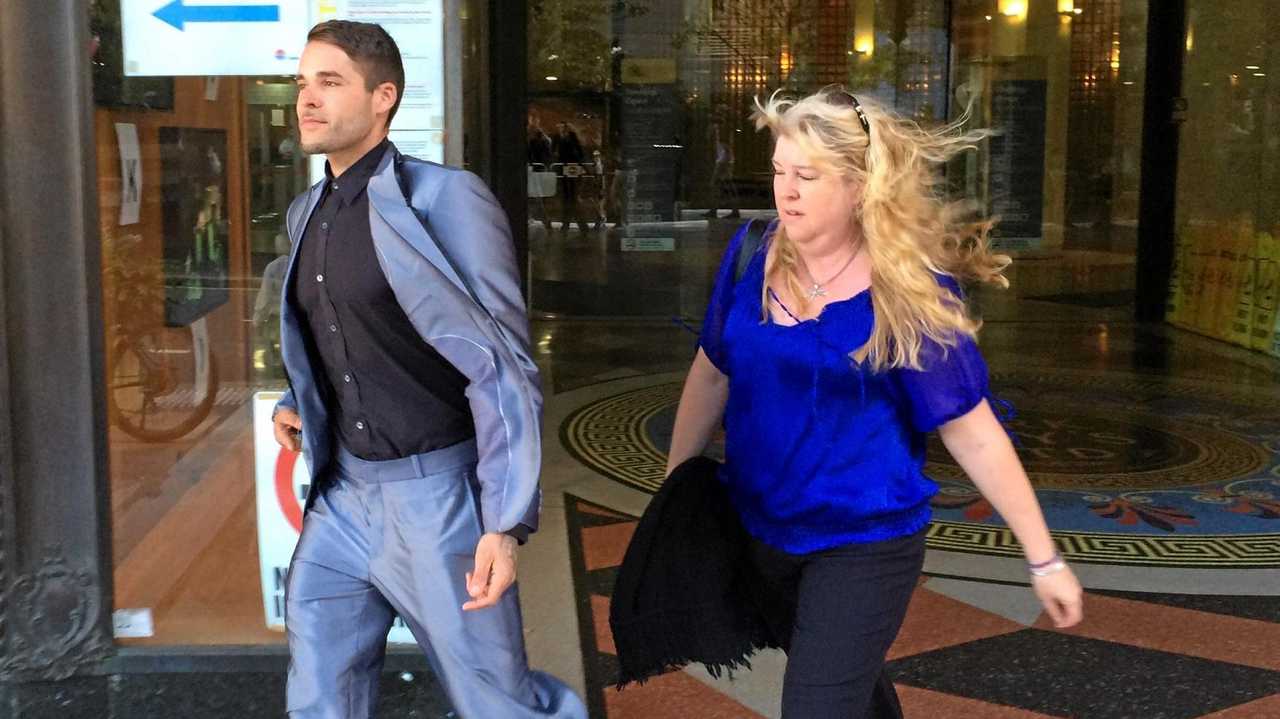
[273,20,585,719]
[704,122,740,220]
[552,122,588,234]
[526,115,554,233]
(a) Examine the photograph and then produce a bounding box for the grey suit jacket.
[275,143,542,535]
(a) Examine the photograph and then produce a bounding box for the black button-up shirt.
[292,139,475,462]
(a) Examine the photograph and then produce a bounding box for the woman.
[665,88,1084,717]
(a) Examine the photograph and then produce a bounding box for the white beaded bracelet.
[1029,558,1068,577]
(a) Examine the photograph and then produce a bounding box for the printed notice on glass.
[313,0,445,164]
[122,0,312,76]
[115,123,142,226]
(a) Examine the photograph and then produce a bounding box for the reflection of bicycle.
[107,322,218,442]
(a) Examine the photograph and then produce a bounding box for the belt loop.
[411,453,425,479]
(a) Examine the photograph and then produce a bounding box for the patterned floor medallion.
[560,369,1280,568]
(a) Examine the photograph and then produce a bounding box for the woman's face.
[771,134,861,247]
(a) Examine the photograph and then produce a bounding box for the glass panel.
[525,0,1148,334]
[90,0,456,645]
[526,0,950,324]
[1169,1,1280,357]
[949,0,1147,325]
[92,0,303,643]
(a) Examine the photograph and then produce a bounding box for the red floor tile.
[896,684,1066,718]
[1198,693,1280,718]
[605,670,766,719]
[591,593,617,656]
[577,502,635,521]
[1034,593,1280,672]
[581,520,638,571]
[889,586,1024,661]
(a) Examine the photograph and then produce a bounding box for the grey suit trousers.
[284,440,586,719]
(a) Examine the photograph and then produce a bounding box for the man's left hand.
[463,532,517,611]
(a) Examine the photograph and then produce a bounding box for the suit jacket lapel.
[366,149,472,300]
[282,181,323,295]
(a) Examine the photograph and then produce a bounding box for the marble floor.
[106,249,1280,716]
[521,310,1280,718]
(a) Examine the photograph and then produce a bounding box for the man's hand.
[273,407,302,452]
[463,532,517,611]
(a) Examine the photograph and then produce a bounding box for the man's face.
[295,41,393,155]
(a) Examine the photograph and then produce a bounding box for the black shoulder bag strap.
[733,219,768,284]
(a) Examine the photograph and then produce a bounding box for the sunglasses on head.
[824,88,871,137]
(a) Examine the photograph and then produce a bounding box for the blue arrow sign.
[153,0,280,31]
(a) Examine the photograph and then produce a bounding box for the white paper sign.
[122,0,312,76]
[115,123,142,225]
[621,237,675,252]
[113,608,155,638]
[253,392,417,643]
[191,317,211,402]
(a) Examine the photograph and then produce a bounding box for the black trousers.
[748,529,926,719]
[560,177,584,229]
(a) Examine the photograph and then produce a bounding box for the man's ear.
[374,81,398,123]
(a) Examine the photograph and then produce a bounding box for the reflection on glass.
[1168,1,1280,357]
[91,0,305,645]
[950,0,1145,323]
[526,0,951,320]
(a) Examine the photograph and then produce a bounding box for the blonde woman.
[665,89,1084,717]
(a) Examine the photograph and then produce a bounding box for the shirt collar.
[324,138,389,205]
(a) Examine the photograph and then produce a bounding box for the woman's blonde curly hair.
[752,88,1010,372]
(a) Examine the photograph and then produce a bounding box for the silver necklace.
[800,249,859,300]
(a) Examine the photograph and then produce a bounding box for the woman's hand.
[1031,566,1084,628]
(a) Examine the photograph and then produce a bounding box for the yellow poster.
[1171,225,1205,331]
[1192,227,1221,334]
[1251,231,1279,351]
[1165,227,1192,325]
[1230,232,1258,346]
[1216,222,1252,344]
[1271,306,1280,358]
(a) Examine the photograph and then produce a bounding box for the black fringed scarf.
[608,456,780,687]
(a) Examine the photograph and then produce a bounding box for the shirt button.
[355,421,365,430]
[343,373,352,383]
[321,222,329,230]
[331,183,339,191]
[316,274,324,282]
[329,324,337,332]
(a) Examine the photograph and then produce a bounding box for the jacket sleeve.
[429,170,544,535]
[273,192,310,421]
[698,222,752,374]
[274,387,297,415]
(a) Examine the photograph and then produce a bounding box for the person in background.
[553,121,588,234]
[704,121,740,219]
[527,115,554,232]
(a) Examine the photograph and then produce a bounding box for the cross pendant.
[806,284,826,300]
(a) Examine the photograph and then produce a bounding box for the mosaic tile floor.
[564,496,1280,719]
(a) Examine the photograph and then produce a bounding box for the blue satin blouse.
[699,221,992,554]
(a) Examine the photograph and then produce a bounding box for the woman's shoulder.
[930,271,964,296]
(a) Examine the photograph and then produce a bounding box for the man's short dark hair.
[307,20,405,129]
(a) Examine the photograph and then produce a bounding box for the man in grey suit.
[272,20,585,719]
